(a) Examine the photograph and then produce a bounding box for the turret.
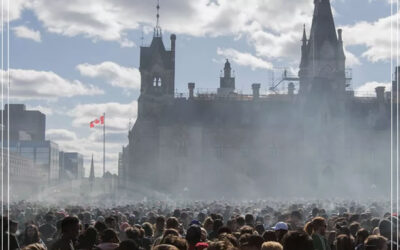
[218,59,236,96]
[224,59,232,78]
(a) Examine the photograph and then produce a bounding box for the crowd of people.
[0,200,398,250]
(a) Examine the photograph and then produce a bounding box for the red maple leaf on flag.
[90,115,105,128]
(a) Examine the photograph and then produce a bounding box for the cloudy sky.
[5,0,395,176]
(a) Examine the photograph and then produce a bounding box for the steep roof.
[140,37,174,70]
[307,0,338,57]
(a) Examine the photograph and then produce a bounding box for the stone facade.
[120,0,391,198]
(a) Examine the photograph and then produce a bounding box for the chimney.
[170,34,176,52]
[188,82,195,99]
[338,29,343,42]
[252,83,261,99]
[385,91,391,100]
[288,82,295,96]
[375,86,385,103]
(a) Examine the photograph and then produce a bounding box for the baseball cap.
[272,222,288,231]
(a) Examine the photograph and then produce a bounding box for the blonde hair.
[261,241,283,250]
[22,243,46,250]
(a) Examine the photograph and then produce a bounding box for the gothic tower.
[127,1,177,188]
[298,0,346,101]
[137,1,176,119]
[217,59,235,96]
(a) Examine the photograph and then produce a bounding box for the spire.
[308,0,337,55]
[154,0,162,37]
[224,59,232,78]
[302,24,307,45]
[300,24,308,69]
[89,154,95,182]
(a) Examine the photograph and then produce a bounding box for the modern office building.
[2,104,46,141]
[59,152,84,180]
[9,140,60,182]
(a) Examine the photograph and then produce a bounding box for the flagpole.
[103,112,105,177]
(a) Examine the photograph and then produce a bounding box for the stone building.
[120,0,391,198]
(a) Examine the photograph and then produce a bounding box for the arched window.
[153,77,157,87]
[153,76,163,87]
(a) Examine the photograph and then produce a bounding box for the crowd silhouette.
[0,200,398,250]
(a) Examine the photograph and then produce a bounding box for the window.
[153,76,162,87]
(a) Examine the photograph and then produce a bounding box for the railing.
[174,90,292,101]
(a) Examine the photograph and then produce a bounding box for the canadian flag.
[90,115,104,128]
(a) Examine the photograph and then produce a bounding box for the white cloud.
[2,69,103,100]
[29,0,138,47]
[12,26,41,42]
[217,47,273,70]
[68,101,137,131]
[27,105,53,115]
[4,0,31,23]
[355,81,391,97]
[12,0,311,60]
[46,129,77,141]
[76,61,140,89]
[8,0,391,67]
[341,12,396,62]
[344,46,361,67]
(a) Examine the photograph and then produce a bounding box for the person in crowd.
[364,235,388,250]
[115,239,139,250]
[77,227,98,250]
[207,240,236,250]
[23,243,47,250]
[160,235,188,250]
[378,219,398,250]
[281,231,313,250]
[355,228,370,250]
[335,234,353,250]
[40,213,57,246]
[209,219,224,240]
[153,244,180,250]
[185,225,201,250]
[155,216,166,239]
[96,229,120,250]
[261,241,283,250]
[105,217,118,232]
[203,217,214,236]
[262,231,277,242]
[2,217,20,250]
[271,222,288,244]
[21,224,46,248]
[50,217,80,250]
[310,217,330,250]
